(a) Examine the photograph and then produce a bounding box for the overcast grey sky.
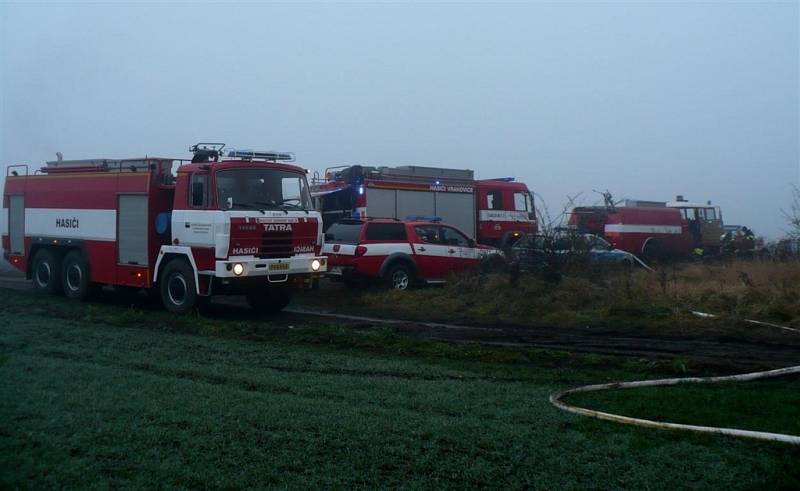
[1,1,797,238]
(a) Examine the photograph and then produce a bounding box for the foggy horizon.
[1,1,798,238]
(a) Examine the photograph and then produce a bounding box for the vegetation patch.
[0,288,799,488]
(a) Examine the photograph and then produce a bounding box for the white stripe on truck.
[605,224,682,235]
[25,208,117,241]
[478,210,532,222]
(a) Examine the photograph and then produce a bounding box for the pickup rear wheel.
[160,260,198,315]
[32,249,63,295]
[246,285,292,314]
[385,263,414,291]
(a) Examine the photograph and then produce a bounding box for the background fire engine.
[569,194,728,259]
[310,164,536,248]
[1,144,326,314]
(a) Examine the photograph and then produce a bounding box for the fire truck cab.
[2,144,326,314]
[665,196,724,253]
[311,164,536,248]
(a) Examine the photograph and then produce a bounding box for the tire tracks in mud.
[2,273,799,371]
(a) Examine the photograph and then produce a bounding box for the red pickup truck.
[321,218,504,289]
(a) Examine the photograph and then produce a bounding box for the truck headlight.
[232,263,245,276]
[311,259,321,272]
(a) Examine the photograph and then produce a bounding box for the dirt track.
[2,271,798,371]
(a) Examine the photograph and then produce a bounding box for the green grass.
[567,375,800,437]
[1,289,799,489]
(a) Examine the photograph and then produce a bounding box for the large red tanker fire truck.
[569,195,725,259]
[310,164,536,248]
[2,144,326,314]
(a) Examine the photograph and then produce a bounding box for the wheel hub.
[167,274,188,306]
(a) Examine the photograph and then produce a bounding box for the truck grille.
[259,231,293,259]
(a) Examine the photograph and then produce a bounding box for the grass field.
[299,260,800,331]
[1,289,799,489]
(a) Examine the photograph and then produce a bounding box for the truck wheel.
[246,286,292,314]
[160,260,198,314]
[32,249,63,295]
[642,240,661,262]
[61,250,94,301]
[385,263,414,291]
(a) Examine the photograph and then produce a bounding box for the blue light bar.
[227,149,295,162]
[405,215,442,222]
[489,177,515,182]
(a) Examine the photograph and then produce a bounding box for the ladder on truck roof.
[43,157,176,174]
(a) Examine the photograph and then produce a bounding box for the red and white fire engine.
[1,144,327,313]
[310,165,536,248]
[569,195,725,259]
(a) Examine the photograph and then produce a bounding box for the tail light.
[355,246,367,257]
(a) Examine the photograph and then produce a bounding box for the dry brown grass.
[352,260,800,329]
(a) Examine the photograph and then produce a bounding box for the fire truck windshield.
[216,169,311,212]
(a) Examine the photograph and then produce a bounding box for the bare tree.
[783,185,800,239]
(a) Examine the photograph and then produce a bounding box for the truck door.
[439,225,473,271]
[411,225,453,279]
[8,195,24,255]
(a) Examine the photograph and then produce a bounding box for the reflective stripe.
[478,210,532,222]
[25,208,117,241]
[605,224,682,234]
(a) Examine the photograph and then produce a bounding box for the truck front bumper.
[214,256,327,278]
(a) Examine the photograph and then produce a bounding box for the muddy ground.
[1,270,798,372]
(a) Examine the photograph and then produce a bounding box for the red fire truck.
[569,196,725,259]
[310,165,536,248]
[2,144,327,314]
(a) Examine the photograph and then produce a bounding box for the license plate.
[269,262,290,271]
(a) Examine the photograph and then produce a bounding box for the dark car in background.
[510,232,638,273]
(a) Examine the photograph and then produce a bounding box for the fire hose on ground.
[549,313,800,445]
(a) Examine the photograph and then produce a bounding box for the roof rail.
[404,215,442,222]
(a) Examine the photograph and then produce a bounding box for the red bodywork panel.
[570,206,692,256]
[3,168,173,287]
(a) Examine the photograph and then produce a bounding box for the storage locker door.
[397,190,435,220]
[8,195,24,254]
[435,192,476,238]
[118,195,149,265]
[365,188,397,219]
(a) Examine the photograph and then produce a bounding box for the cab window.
[441,227,470,247]
[365,223,407,241]
[487,190,503,210]
[705,208,717,220]
[414,226,441,244]
[514,192,530,211]
[191,173,208,208]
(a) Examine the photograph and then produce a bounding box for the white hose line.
[690,310,800,334]
[550,317,800,445]
[550,365,800,445]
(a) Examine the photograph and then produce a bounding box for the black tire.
[31,248,63,295]
[480,253,507,274]
[642,240,661,263]
[384,263,414,291]
[159,260,198,315]
[246,285,293,314]
[61,250,95,301]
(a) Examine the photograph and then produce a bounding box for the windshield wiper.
[231,202,265,214]
[254,201,288,214]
